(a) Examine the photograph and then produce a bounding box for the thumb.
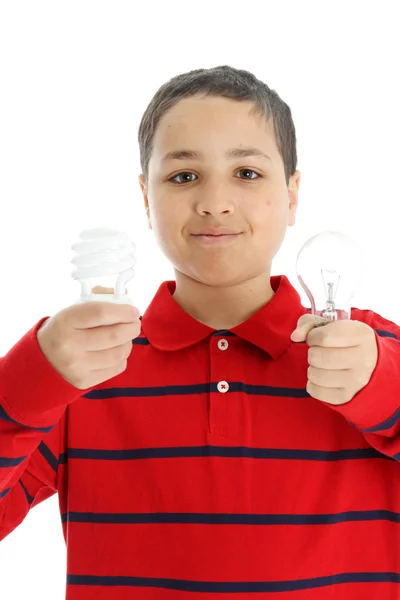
[290,314,327,342]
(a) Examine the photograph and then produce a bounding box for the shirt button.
[218,339,229,351]
[217,381,229,393]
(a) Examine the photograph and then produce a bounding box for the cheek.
[252,197,289,247]
[149,201,182,248]
[250,194,284,225]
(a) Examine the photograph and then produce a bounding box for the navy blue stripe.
[213,330,236,337]
[132,337,149,345]
[361,405,400,434]
[38,442,58,473]
[19,480,34,504]
[83,382,309,400]
[61,509,400,525]
[67,572,400,592]
[0,404,54,433]
[0,487,11,499]
[0,455,27,468]
[376,329,399,340]
[58,445,386,464]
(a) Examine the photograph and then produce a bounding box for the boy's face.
[139,95,300,287]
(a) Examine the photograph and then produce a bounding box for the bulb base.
[76,293,133,305]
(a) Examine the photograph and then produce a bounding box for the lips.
[192,228,241,236]
[191,229,242,246]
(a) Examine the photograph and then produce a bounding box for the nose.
[195,183,235,216]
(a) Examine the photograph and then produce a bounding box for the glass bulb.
[71,227,136,304]
[296,231,362,321]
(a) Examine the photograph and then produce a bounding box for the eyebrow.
[161,147,272,162]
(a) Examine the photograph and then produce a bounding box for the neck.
[172,270,275,330]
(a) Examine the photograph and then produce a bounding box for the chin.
[186,269,251,288]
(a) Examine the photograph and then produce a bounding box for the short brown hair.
[138,65,297,185]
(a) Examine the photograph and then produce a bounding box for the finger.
[85,341,133,368]
[308,345,361,370]
[307,320,361,348]
[68,302,140,329]
[306,380,353,405]
[307,365,353,388]
[82,322,141,351]
[79,363,128,389]
[291,314,328,342]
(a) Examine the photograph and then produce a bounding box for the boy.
[1,65,400,599]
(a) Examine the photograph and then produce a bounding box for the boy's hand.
[290,315,378,405]
[36,286,141,390]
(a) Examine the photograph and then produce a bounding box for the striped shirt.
[1,275,400,599]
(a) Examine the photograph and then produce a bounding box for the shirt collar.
[141,275,306,358]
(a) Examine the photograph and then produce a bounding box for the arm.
[332,308,400,460]
[0,318,84,540]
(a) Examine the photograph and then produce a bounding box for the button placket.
[209,336,231,440]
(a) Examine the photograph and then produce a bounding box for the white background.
[1,1,399,597]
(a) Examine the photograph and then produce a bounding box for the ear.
[138,174,152,230]
[287,170,301,227]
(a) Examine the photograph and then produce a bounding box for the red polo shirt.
[2,275,400,599]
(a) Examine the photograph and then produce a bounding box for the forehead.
[151,95,278,160]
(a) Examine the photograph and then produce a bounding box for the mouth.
[194,234,238,237]
[191,233,242,245]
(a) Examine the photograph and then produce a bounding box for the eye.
[235,169,261,180]
[170,172,198,184]
[169,169,262,184]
